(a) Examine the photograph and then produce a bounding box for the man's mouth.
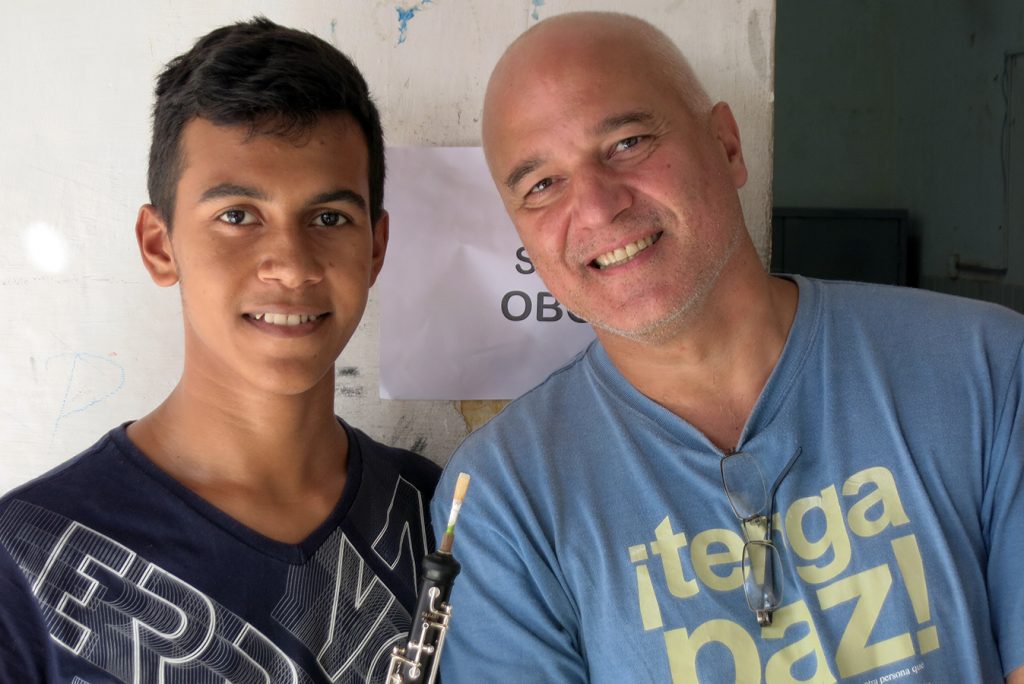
[245,312,323,326]
[591,232,662,269]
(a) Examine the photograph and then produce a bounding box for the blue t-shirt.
[0,420,440,683]
[433,276,1024,683]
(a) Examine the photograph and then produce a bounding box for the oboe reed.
[439,472,470,554]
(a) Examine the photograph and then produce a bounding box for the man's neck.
[126,371,348,543]
[599,270,798,452]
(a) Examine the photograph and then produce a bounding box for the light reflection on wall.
[23,222,69,273]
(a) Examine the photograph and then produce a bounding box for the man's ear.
[710,102,748,189]
[135,204,179,286]
[368,209,390,287]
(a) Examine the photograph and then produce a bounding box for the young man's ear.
[709,101,748,190]
[368,209,390,287]
[135,204,179,287]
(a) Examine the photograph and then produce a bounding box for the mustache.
[617,205,672,231]
[573,204,673,260]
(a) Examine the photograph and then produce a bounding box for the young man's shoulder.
[3,422,442,501]
[346,422,443,528]
[348,423,441,484]
[0,426,124,515]
[0,542,57,683]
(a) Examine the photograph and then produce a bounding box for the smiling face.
[483,16,750,343]
[136,114,387,398]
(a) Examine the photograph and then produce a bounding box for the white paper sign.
[379,147,596,400]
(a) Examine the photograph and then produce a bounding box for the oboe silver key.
[388,472,470,683]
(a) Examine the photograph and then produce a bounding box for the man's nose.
[256,226,325,288]
[569,163,633,230]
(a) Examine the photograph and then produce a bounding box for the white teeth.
[594,233,659,269]
[250,313,319,326]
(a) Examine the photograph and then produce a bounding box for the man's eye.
[528,177,554,195]
[218,209,256,225]
[312,211,348,227]
[614,136,644,153]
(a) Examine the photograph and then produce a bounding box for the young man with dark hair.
[0,18,440,682]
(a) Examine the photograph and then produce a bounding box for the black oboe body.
[388,550,461,683]
[389,472,470,683]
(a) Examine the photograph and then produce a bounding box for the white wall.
[0,0,774,494]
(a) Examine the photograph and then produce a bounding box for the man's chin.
[585,283,719,345]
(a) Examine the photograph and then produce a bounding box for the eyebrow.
[308,189,367,211]
[592,110,656,137]
[199,183,267,203]
[198,184,367,211]
[504,158,543,192]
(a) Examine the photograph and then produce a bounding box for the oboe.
[388,472,471,684]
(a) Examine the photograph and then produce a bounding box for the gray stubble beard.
[585,214,743,346]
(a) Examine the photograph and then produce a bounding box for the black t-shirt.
[0,420,440,683]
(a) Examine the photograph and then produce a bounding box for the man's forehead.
[487,13,701,126]
[178,115,368,167]
[180,113,364,151]
[486,60,668,147]
[489,40,667,130]
[483,18,692,180]
[175,116,370,195]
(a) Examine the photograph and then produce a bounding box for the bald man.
[431,12,1024,683]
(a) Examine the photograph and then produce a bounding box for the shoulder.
[0,427,123,514]
[348,423,441,495]
[815,278,1023,328]
[0,544,58,683]
[807,278,1024,355]
[438,345,604,505]
[487,342,596,429]
[0,426,157,588]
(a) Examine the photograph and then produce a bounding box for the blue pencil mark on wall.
[46,352,126,437]
[396,0,434,45]
[330,18,337,43]
[531,0,545,21]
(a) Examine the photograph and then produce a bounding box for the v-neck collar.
[110,418,364,564]
[584,275,821,454]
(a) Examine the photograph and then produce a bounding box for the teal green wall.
[774,0,1024,310]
